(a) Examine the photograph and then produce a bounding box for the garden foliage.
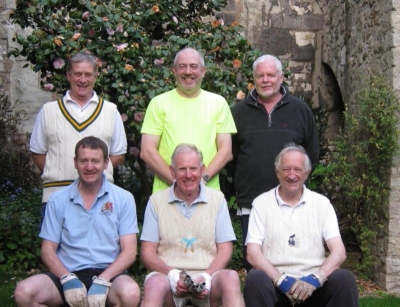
[0,94,42,272]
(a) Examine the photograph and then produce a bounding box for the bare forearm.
[204,133,233,179]
[31,153,46,172]
[317,251,346,278]
[109,154,125,167]
[205,242,232,275]
[204,149,232,179]
[41,245,69,278]
[247,243,280,281]
[141,243,172,275]
[140,150,174,185]
[99,249,136,281]
[318,237,347,278]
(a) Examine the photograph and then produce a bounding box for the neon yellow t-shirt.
[141,89,237,192]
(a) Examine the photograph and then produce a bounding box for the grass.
[2,271,400,306]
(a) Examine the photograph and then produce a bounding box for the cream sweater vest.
[41,98,116,202]
[253,188,332,277]
[150,188,223,273]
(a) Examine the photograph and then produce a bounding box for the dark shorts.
[43,268,128,306]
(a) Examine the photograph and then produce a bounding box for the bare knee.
[109,276,141,307]
[14,279,37,306]
[142,274,172,306]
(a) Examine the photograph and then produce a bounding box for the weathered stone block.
[261,28,293,56]
[292,45,315,61]
[303,14,324,31]
[271,15,303,29]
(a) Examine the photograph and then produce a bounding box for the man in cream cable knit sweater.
[244,144,359,306]
[140,144,244,307]
[30,51,127,226]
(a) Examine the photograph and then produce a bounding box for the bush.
[0,184,42,272]
[0,93,43,272]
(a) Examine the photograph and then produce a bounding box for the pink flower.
[106,28,115,35]
[129,146,140,157]
[237,90,246,100]
[133,112,144,123]
[71,33,81,41]
[43,84,54,91]
[218,19,224,26]
[53,58,65,70]
[82,11,90,20]
[121,113,128,122]
[103,17,108,21]
[95,58,103,68]
[154,58,164,65]
[115,43,128,52]
[116,24,123,33]
[88,29,95,37]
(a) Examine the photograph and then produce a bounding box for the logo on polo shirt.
[101,201,113,214]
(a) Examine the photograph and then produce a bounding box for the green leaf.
[6,243,18,250]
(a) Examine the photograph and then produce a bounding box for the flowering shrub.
[8,0,262,206]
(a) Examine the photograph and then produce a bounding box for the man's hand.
[274,273,298,304]
[87,276,112,307]
[290,274,322,303]
[191,273,211,300]
[60,273,88,307]
[275,273,297,294]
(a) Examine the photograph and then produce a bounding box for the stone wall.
[0,0,52,136]
[220,0,400,293]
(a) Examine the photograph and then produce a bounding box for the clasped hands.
[168,269,211,300]
[60,273,112,307]
[275,273,325,304]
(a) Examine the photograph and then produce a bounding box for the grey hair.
[171,143,203,168]
[173,47,205,67]
[252,54,283,76]
[66,51,98,73]
[274,143,312,173]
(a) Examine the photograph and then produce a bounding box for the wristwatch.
[202,175,210,183]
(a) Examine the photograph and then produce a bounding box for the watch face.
[203,175,210,182]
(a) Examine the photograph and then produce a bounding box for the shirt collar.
[275,184,307,208]
[70,173,108,203]
[64,90,99,106]
[167,181,208,205]
[249,84,287,105]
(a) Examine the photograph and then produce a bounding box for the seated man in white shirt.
[244,143,359,307]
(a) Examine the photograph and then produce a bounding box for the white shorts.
[144,270,221,307]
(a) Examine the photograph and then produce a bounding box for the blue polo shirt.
[40,175,138,272]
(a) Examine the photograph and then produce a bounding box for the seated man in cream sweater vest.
[140,144,244,307]
[244,144,359,307]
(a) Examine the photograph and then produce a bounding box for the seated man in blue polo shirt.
[14,136,141,307]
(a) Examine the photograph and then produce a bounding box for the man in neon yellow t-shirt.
[141,47,237,192]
